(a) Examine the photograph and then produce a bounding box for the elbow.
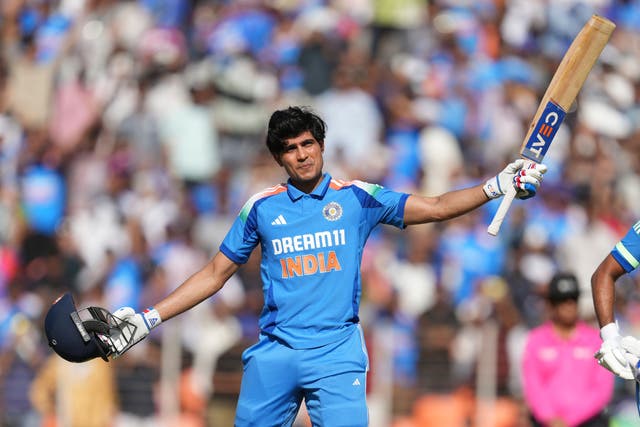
[423,196,450,223]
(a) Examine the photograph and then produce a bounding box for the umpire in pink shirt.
[522,272,614,427]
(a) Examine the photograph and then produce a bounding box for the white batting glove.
[595,323,636,380]
[109,307,162,357]
[483,159,548,200]
[621,335,640,381]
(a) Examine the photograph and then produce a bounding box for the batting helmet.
[44,293,134,363]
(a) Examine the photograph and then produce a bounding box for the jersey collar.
[287,173,331,201]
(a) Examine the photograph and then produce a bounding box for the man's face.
[551,297,579,328]
[275,131,324,192]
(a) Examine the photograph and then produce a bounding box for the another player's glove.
[595,323,636,380]
[621,335,640,381]
[109,307,162,358]
[483,159,548,200]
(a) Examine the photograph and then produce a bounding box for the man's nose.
[295,146,307,159]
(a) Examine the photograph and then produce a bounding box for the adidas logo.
[271,214,287,225]
[352,378,361,386]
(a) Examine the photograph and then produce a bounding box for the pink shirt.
[522,321,614,426]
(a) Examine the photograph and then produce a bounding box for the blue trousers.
[235,325,369,426]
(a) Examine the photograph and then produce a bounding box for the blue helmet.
[44,293,119,363]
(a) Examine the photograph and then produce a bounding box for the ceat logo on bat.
[521,100,567,162]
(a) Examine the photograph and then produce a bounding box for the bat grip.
[487,185,517,236]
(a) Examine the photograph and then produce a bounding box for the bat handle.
[487,185,517,236]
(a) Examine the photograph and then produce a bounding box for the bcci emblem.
[322,202,343,221]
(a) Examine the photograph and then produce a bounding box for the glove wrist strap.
[142,307,162,330]
[600,322,619,341]
[483,177,502,199]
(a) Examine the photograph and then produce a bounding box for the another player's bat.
[487,14,615,236]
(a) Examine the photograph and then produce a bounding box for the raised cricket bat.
[487,14,615,236]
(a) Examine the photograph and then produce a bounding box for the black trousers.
[530,412,609,427]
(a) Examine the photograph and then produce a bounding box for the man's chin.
[291,172,322,188]
[296,170,321,180]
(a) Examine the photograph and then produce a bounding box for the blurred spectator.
[113,340,161,427]
[415,284,460,394]
[19,228,65,292]
[140,0,191,31]
[522,272,613,427]
[555,188,620,319]
[0,283,44,427]
[438,210,506,306]
[208,341,247,427]
[182,275,244,401]
[155,74,222,186]
[417,124,464,197]
[384,224,438,318]
[115,72,164,170]
[372,289,418,418]
[5,33,56,130]
[30,354,117,427]
[103,219,151,310]
[377,62,425,192]
[370,0,427,62]
[0,57,22,228]
[452,278,528,426]
[504,218,558,328]
[315,53,386,181]
[297,30,341,96]
[20,162,66,236]
[48,66,101,153]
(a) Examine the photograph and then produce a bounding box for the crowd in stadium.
[2,0,640,426]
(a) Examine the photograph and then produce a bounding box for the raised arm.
[403,159,547,226]
[403,185,489,225]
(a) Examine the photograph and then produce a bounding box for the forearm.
[155,252,239,321]
[591,255,625,328]
[591,271,616,328]
[404,185,488,225]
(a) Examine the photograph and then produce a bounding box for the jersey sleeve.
[611,221,640,273]
[219,197,260,264]
[352,181,409,229]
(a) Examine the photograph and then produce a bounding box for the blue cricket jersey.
[220,173,409,349]
[611,220,640,273]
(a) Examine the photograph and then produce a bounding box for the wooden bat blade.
[487,14,615,236]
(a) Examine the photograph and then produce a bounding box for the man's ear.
[319,140,324,152]
[273,153,283,166]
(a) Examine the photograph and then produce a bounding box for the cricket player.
[103,106,547,426]
[593,219,640,380]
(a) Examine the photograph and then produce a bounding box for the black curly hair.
[265,106,326,155]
